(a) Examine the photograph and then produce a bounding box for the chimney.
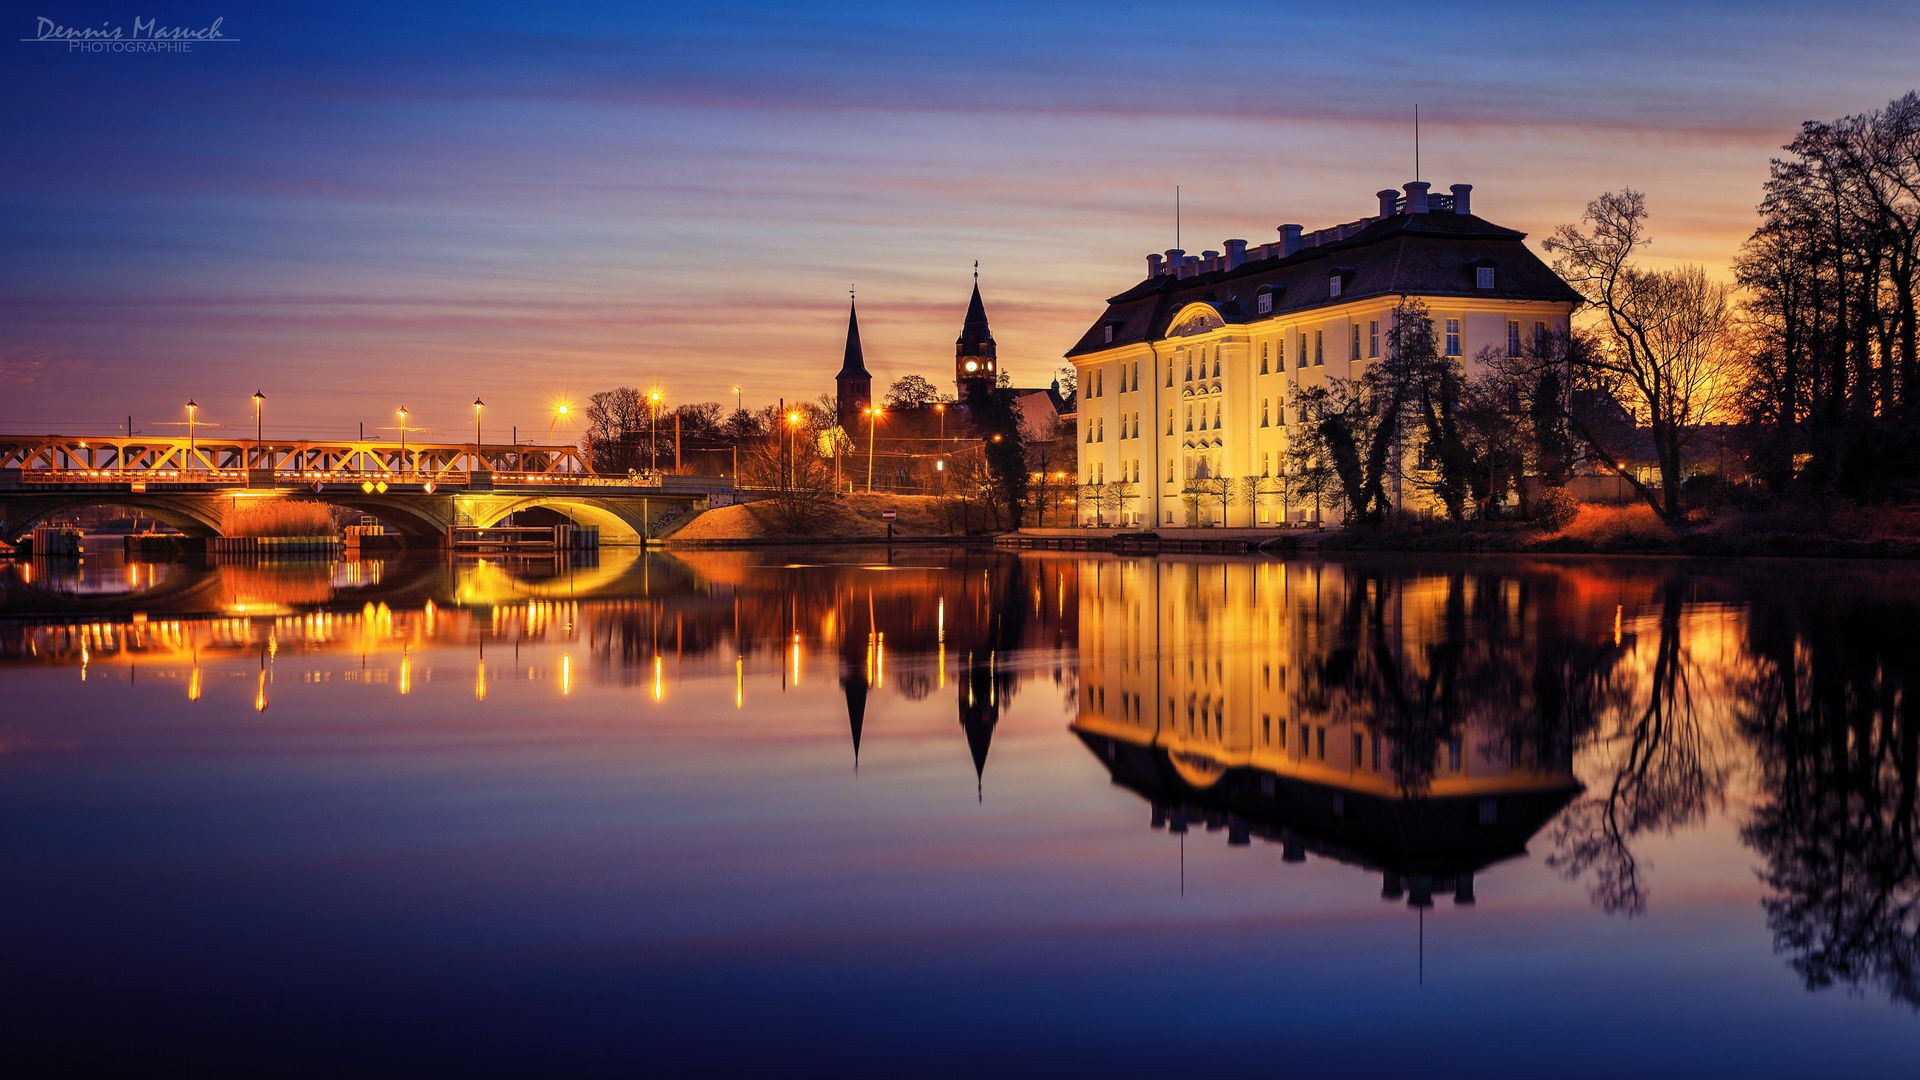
[1450,184,1472,215]
[1278,224,1303,256]
[1224,238,1247,268]
[1165,248,1185,271]
[1201,249,1219,271]
[1147,253,1164,277]
[1377,189,1399,218]
[1403,181,1430,215]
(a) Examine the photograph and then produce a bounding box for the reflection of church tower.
[842,669,869,771]
[954,272,997,398]
[959,651,1000,801]
[836,296,872,432]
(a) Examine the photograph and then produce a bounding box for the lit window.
[1257,292,1273,314]
[1476,266,1495,289]
[1369,320,1379,358]
[1445,318,1461,357]
[1314,330,1324,366]
[1329,274,1342,297]
[1103,324,1114,343]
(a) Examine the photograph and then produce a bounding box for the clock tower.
[954,272,996,397]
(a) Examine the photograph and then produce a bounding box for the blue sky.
[3,1,1917,442]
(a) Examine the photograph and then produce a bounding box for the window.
[1095,370,1103,397]
[1476,266,1495,289]
[1262,399,1270,426]
[1353,733,1364,764]
[1185,357,1193,382]
[1257,292,1273,314]
[1369,320,1379,358]
[1166,409,1174,435]
[1316,726,1326,760]
[1132,412,1140,438]
[1103,324,1114,343]
[1507,320,1522,357]
[1448,737,1463,772]
[1167,458,1175,482]
[1166,360,1174,387]
[1535,321,1548,348]
[1214,403,1222,428]
[1351,324,1361,361]
[1298,333,1308,368]
[1261,343,1269,374]
[1097,417,1104,442]
[1185,405,1193,432]
[1314,330,1324,366]
[1097,462,1104,484]
[1445,318,1461,357]
[1329,274,1342,297]
[1212,351,1221,378]
[1262,452,1271,477]
[1131,361,1139,391]
[1086,423,1093,444]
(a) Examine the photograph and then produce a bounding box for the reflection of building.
[1073,557,1581,899]
[1066,181,1580,525]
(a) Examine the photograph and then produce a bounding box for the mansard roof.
[836,299,870,380]
[1064,210,1582,359]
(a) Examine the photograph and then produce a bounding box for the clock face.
[964,361,978,372]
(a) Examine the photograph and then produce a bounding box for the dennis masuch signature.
[24,16,236,45]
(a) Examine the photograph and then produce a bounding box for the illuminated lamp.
[375,481,388,493]
[361,481,375,493]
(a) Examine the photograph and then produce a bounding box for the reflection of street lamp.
[473,399,485,473]
[252,391,265,473]
[865,407,882,493]
[185,400,197,472]
[397,407,409,474]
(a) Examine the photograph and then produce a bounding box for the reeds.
[222,499,338,537]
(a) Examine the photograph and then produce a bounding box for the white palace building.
[1066,180,1580,527]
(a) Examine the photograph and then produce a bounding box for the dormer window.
[1257,292,1273,314]
[1103,324,1114,343]
[1476,266,1496,289]
[1328,275,1342,298]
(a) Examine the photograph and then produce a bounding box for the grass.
[1546,504,1675,547]
[222,499,337,538]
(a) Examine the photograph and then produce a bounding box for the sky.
[2,0,1918,445]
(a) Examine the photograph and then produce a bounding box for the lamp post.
[649,392,662,477]
[252,391,265,474]
[866,406,881,494]
[397,407,408,475]
[473,399,484,473]
[549,404,569,475]
[936,402,945,446]
[185,400,197,474]
[732,386,742,415]
[786,411,801,491]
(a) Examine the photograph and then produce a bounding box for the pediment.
[1167,304,1226,338]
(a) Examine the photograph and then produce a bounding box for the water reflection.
[7,545,1920,1015]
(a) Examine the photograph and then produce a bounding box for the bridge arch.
[1,494,227,541]
[314,494,453,539]
[465,495,650,544]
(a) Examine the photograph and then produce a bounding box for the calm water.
[3,545,1919,1076]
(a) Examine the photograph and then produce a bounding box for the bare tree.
[1546,191,1738,524]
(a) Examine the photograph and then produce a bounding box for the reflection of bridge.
[0,433,735,545]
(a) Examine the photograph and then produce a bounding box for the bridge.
[0,433,736,546]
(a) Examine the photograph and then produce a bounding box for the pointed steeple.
[837,296,870,380]
[954,266,998,393]
[836,289,873,431]
[959,653,999,802]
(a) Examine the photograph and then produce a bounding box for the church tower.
[835,295,872,432]
[954,271,996,397]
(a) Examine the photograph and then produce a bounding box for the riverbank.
[665,493,992,546]
[1313,503,1920,558]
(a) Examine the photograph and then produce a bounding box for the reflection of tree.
[1737,590,1920,1007]
[1547,583,1728,916]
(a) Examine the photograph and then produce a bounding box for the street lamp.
[732,386,742,415]
[935,402,946,446]
[473,399,484,473]
[549,404,570,475]
[786,410,801,491]
[865,406,882,494]
[185,400,197,474]
[251,391,265,473]
[397,407,409,474]
[649,392,662,476]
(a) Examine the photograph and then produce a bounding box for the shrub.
[222,499,337,537]
[1555,503,1673,546]
[1532,488,1579,533]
